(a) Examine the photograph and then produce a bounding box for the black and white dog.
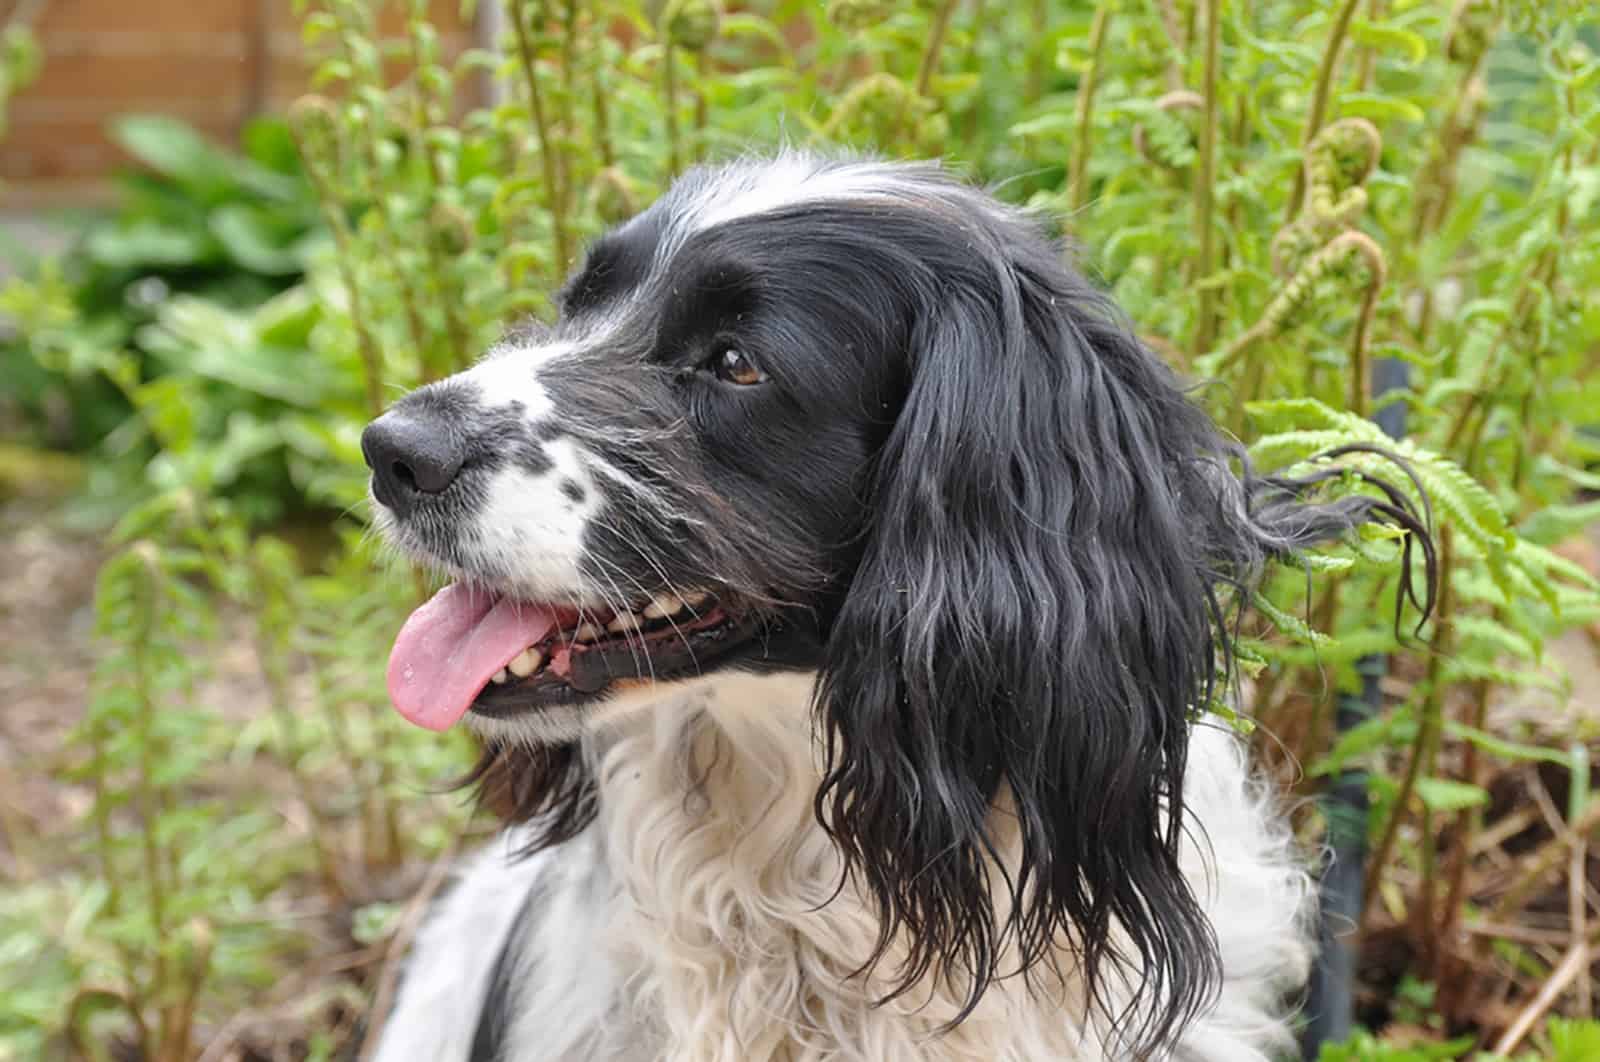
[362,155,1428,1061]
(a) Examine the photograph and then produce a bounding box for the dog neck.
[563,670,1089,1061]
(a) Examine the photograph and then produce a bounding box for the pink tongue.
[386,583,558,731]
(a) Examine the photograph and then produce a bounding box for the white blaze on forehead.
[687,156,942,230]
[459,340,578,419]
[646,155,1016,272]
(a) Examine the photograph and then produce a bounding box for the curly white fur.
[372,672,1311,1062]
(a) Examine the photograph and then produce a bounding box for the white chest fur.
[374,672,1310,1062]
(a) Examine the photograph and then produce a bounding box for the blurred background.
[1,0,479,202]
[1,1,1597,1059]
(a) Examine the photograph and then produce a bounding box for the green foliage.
[3,0,1598,1056]
[1316,1030,1477,1061]
[0,23,39,141]
[1,116,328,523]
[1540,1020,1600,1062]
[1315,1019,1600,1061]
[11,490,474,1057]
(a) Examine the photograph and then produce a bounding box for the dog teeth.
[606,610,641,633]
[642,593,685,620]
[490,668,510,685]
[574,622,602,643]
[508,647,542,678]
[680,590,710,608]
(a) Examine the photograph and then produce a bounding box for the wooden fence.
[2,0,476,206]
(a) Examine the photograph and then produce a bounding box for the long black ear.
[814,220,1431,1051]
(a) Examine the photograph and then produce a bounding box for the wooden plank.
[27,49,250,102]
[6,0,480,194]
[33,0,250,36]
[2,109,240,181]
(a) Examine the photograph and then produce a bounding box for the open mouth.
[385,583,762,731]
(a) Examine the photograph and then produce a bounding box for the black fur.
[469,882,542,1062]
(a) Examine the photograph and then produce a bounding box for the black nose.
[361,409,466,516]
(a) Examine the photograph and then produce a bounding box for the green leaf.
[111,115,235,187]
[209,205,305,276]
[1415,778,1490,813]
[1549,1020,1600,1062]
[1443,722,1571,766]
[1451,615,1540,662]
[1245,397,1371,436]
[1252,589,1333,647]
[84,219,213,269]
[110,114,303,201]
[1517,499,1600,547]
[1348,19,1428,63]
[718,13,790,53]
[351,901,403,945]
[1441,657,1564,691]
[1311,708,1415,776]
[1008,112,1076,139]
[1338,93,1426,124]
[138,296,343,408]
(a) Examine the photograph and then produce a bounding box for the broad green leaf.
[209,205,304,276]
[84,220,212,269]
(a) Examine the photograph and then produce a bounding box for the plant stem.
[663,41,682,176]
[130,570,170,1054]
[1192,0,1222,356]
[1348,260,1380,420]
[1155,0,1187,90]
[333,238,387,414]
[290,127,388,414]
[1491,923,1600,1058]
[252,602,344,896]
[1480,801,1600,932]
[406,20,473,373]
[308,654,368,861]
[915,0,960,99]
[1361,526,1455,926]
[589,9,615,167]
[363,695,405,869]
[85,695,133,971]
[1435,673,1492,994]
[1216,231,1386,373]
[1566,743,1591,1016]
[1026,0,1049,101]
[1412,63,1487,242]
[694,53,710,163]
[1354,0,1384,91]
[0,765,33,879]
[324,13,440,386]
[558,0,581,221]
[511,3,573,273]
[1067,5,1113,213]
[1296,579,1345,766]
[1285,0,1363,223]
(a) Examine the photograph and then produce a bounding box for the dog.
[361,154,1429,1061]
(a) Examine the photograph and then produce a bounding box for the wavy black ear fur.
[813,207,1432,1053]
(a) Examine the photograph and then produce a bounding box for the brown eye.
[711,346,767,386]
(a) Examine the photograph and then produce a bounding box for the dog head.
[366,153,1430,1050]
